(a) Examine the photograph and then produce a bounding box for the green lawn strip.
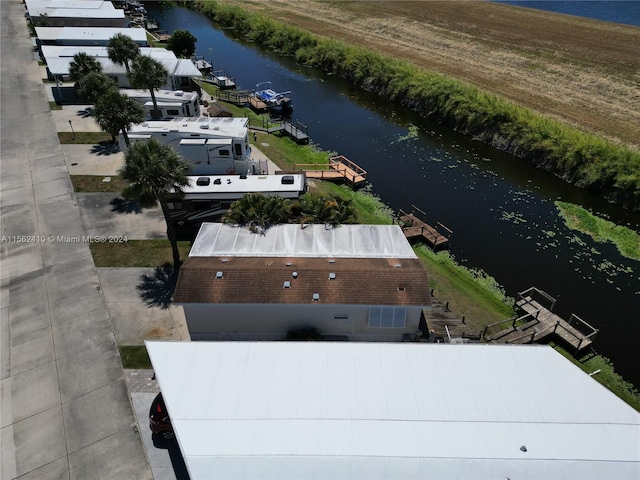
[414,245,515,332]
[90,240,192,267]
[71,175,128,193]
[556,201,640,261]
[312,182,394,225]
[58,132,113,144]
[551,343,640,411]
[49,101,62,110]
[119,345,152,369]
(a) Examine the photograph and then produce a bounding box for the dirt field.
[220,0,640,149]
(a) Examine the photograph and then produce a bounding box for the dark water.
[495,0,640,27]
[148,4,640,387]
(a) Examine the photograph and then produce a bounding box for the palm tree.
[68,52,102,82]
[293,193,357,229]
[129,55,168,115]
[119,139,191,270]
[77,72,114,104]
[223,193,291,234]
[107,33,140,74]
[93,89,144,146]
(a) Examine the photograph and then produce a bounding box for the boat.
[253,81,292,114]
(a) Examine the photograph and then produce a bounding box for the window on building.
[219,149,230,156]
[167,109,180,116]
[234,143,243,157]
[368,307,406,328]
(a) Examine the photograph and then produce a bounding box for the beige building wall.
[183,303,425,341]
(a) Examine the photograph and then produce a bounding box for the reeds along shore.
[188,0,640,212]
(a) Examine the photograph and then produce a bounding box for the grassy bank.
[556,201,640,261]
[189,0,640,211]
[90,240,192,267]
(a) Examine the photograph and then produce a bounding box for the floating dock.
[398,207,450,250]
[482,287,598,352]
[292,155,367,188]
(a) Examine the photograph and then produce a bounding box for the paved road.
[1,1,152,478]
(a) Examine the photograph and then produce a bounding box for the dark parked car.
[149,393,174,439]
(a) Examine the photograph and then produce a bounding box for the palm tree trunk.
[150,88,158,111]
[121,128,130,148]
[159,200,181,272]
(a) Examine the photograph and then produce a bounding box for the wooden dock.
[398,207,450,250]
[424,297,482,342]
[250,118,309,144]
[217,90,267,111]
[293,155,367,188]
[483,287,598,352]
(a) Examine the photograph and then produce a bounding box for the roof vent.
[312,293,320,301]
[216,271,223,279]
[213,178,222,184]
[196,177,210,186]
[328,259,336,264]
[329,272,336,280]
[283,281,291,289]
[174,90,184,96]
[394,263,402,268]
[286,262,292,267]
[398,285,406,291]
[239,173,247,179]
[281,175,294,185]
[221,259,229,263]
[292,272,298,279]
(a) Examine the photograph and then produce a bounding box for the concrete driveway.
[76,192,167,240]
[63,144,124,176]
[98,268,189,345]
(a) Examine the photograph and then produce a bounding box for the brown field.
[220,0,640,149]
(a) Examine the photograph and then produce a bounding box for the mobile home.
[121,117,258,176]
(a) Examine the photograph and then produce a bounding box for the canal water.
[147,4,640,386]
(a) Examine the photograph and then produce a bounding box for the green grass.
[90,240,192,267]
[313,182,394,225]
[71,175,128,193]
[49,101,62,110]
[414,245,515,330]
[58,132,113,144]
[552,344,640,411]
[556,201,640,260]
[119,345,152,369]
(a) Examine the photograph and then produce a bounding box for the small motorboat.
[254,81,292,114]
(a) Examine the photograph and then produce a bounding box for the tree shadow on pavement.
[137,264,177,309]
[77,107,93,118]
[152,434,190,480]
[91,142,120,156]
[110,197,142,214]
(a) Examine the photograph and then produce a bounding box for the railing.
[481,312,537,339]
[284,120,308,136]
[559,313,598,350]
[329,155,367,177]
[518,286,557,311]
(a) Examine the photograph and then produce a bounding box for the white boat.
[254,81,292,114]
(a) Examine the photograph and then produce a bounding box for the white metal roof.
[35,26,147,43]
[128,117,249,139]
[146,341,640,480]
[189,223,419,259]
[41,47,201,78]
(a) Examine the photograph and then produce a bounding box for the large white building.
[173,223,432,341]
[35,26,148,46]
[146,341,640,480]
[25,0,128,27]
[41,46,202,90]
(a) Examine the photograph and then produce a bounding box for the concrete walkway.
[0,1,151,478]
